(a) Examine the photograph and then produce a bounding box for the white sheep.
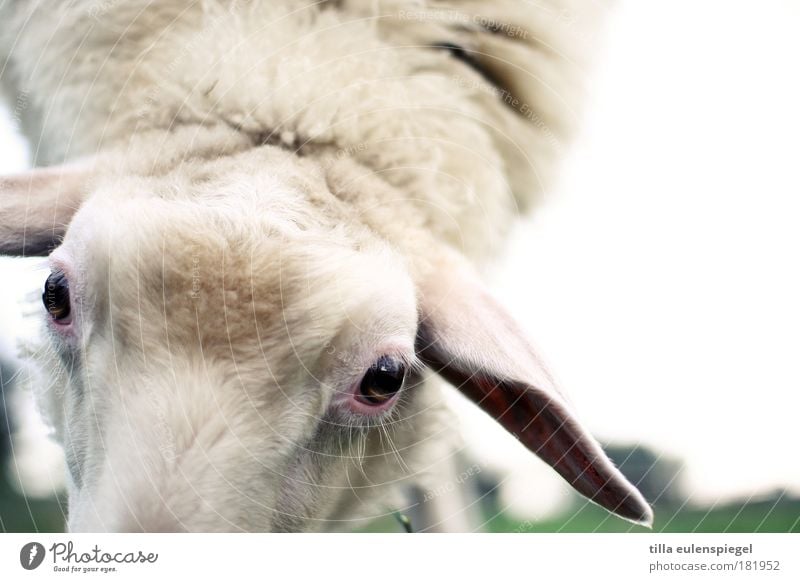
[0,0,652,532]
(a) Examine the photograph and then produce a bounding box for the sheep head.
[0,143,651,531]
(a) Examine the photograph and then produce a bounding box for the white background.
[1,0,799,519]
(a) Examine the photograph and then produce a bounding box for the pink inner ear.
[415,319,655,525]
[426,358,653,525]
[414,252,652,525]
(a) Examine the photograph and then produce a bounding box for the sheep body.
[1,0,599,259]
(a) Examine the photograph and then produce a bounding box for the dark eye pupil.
[358,355,406,405]
[42,271,71,321]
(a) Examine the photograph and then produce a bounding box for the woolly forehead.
[55,191,418,373]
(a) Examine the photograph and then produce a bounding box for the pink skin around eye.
[331,342,413,417]
[49,310,73,328]
[348,382,400,416]
[45,255,77,336]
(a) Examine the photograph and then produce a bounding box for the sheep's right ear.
[415,252,653,526]
[0,163,92,256]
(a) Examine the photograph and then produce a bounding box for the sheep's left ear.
[415,252,653,526]
[0,162,92,256]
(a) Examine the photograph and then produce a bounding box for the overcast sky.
[482,0,800,513]
[1,0,798,517]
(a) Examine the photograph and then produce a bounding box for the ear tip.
[632,503,655,529]
[613,491,655,528]
[641,515,655,529]
[586,474,654,527]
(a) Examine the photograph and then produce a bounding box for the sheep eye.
[42,271,71,322]
[357,355,406,405]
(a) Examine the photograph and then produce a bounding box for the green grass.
[0,478,67,533]
[485,497,800,533]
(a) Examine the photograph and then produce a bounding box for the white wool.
[0,0,609,531]
[1,0,602,258]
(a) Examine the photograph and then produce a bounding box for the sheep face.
[1,142,653,531]
[15,149,429,532]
